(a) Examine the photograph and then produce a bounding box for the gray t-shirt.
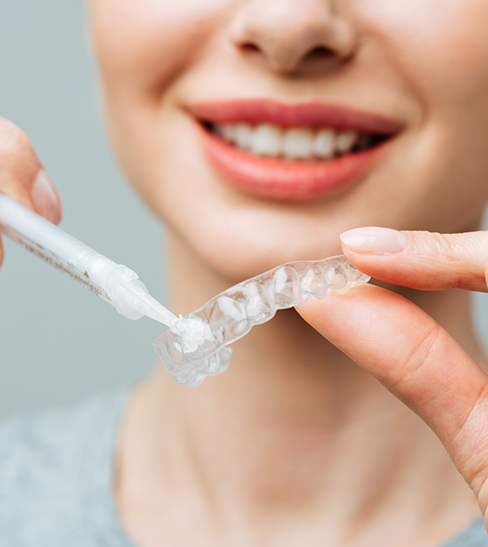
[0,387,486,547]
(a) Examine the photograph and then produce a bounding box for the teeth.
[336,130,359,154]
[234,123,253,149]
[312,128,335,159]
[214,123,365,160]
[282,128,314,159]
[250,124,282,156]
[219,124,236,143]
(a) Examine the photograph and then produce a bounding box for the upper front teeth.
[252,124,282,156]
[282,128,314,159]
[215,123,362,160]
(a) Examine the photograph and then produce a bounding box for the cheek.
[360,0,488,123]
[359,0,488,224]
[89,0,232,94]
[88,0,235,209]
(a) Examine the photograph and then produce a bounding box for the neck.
[116,232,484,546]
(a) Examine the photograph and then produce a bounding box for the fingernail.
[340,227,409,254]
[31,170,62,224]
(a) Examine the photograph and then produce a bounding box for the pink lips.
[192,99,401,201]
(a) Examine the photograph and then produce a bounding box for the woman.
[1,0,488,545]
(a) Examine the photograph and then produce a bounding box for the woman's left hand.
[296,227,488,520]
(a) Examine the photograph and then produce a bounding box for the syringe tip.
[110,277,177,326]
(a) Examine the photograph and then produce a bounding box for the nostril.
[303,45,335,63]
[239,41,339,70]
[240,43,260,54]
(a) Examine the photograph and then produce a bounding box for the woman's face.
[89,0,488,281]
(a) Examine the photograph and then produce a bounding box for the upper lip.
[191,99,403,135]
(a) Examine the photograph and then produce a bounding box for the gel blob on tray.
[154,256,370,387]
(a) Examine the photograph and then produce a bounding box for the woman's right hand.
[297,227,488,522]
[0,117,62,267]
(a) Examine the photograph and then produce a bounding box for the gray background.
[0,0,487,419]
[0,0,167,418]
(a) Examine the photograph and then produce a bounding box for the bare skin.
[298,230,488,522]
[113,234,484,546]
[2,0,488,545]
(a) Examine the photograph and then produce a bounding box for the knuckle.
[415,231,464,258]
[450,383,488,488]
[424,231,456,255]
[414,231,487,290]
[390,323,441,389]
[452,383,488,447]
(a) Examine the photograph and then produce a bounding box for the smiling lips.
[192,99,401,201]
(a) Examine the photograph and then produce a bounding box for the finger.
[0,117,62,224]
[339,227,488,292]
[297,284,488,507]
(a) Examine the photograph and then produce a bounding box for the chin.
[171,210,347,283]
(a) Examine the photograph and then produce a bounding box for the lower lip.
[199,125,386,201]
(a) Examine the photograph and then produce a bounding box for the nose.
[231,0,358,73]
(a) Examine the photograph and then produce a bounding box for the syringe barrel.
[0,194,100,267]
[0,194,177,325]
[0,193,117,299]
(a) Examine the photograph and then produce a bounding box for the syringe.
[0,194,177,327]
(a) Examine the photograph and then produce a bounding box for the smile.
[192,99,402,201]
[209,123,381,161]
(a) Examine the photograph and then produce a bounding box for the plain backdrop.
[0,0,167,419]
[0,0,488,419]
